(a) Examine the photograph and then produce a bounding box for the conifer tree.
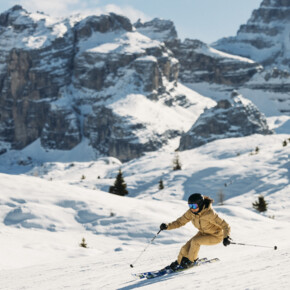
[80,238,87,248]
[109,169,129,196]
[173,153,182,171]
[159,179,164,190]
[252,195,268,212]
[255,146,260,154]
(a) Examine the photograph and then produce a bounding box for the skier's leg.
[177,238,192,264]
[177,232,204,263]
[187,233,223,262]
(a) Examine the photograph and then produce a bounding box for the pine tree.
[80,238,87,248]
[173,153,182,171]
[159,179,164,190]
[109,169,129,196]
[252,195,268,212]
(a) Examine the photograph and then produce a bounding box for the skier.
[160,193,231,270]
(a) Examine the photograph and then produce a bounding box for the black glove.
[160,223,168,231]
[223,236,231,246]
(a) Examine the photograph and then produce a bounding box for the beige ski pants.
[177,231,223,263]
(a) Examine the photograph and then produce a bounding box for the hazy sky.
[0,0,262,43]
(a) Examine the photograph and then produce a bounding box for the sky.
[0,0,262,43]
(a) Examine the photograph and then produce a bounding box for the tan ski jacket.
[167,200,230,238]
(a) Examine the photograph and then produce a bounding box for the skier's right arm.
[165,210,192,230]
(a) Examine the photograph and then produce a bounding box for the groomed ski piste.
[0,122,290,289]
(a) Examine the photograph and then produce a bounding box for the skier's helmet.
[188,193,204,208]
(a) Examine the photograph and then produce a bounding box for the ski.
[132,257,219,279]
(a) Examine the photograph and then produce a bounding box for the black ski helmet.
[188,193,204,208]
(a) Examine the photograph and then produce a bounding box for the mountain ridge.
[0,3,289,163]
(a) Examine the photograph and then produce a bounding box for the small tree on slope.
[80,238,87,248]
[159,179,164,190]
[173,153,182,171]
[109,169,129,196]
[252,195,268,212]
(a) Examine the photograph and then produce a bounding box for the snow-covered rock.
[134,18,178,44]
[135,18,262,86]
[178,91,273,150]
[168,38,262,86]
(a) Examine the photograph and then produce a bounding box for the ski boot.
[169,260,179,271]
[180,257,194,268]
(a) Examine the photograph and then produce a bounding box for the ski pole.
[231,241,277,250]
[130,229,162,268]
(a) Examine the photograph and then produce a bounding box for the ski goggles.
[188,203,199,209]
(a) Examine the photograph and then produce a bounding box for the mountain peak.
[0,5,50,29]
[261,0,290,8]
[75,13,132,37]
[134,17,178,43]
[213,0,290,69]
[7,5,26,12]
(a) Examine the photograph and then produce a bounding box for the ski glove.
[223,236,231,246]
[160,223,168,231]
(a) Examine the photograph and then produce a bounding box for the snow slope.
[0,131,290,289]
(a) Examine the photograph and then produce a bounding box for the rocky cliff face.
[136,9,290,115]
[210,0,290,113]
[135,19,262,87]
[0,5,284,161]
[167,39,262,86]
[0,5,74,150]
[178,91,273,151]
[134,18,178,45]
[213,0,290,69]
[0,6,200,161]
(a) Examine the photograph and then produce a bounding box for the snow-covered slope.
[0,130,289,289]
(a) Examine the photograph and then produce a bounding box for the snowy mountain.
[135,18,262,87]
[210,0,290,114]
[213,0,290,69]
[135,1,290,116]
[0,5,216,161]
[1,4,285,163]
[135,38,288,118]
